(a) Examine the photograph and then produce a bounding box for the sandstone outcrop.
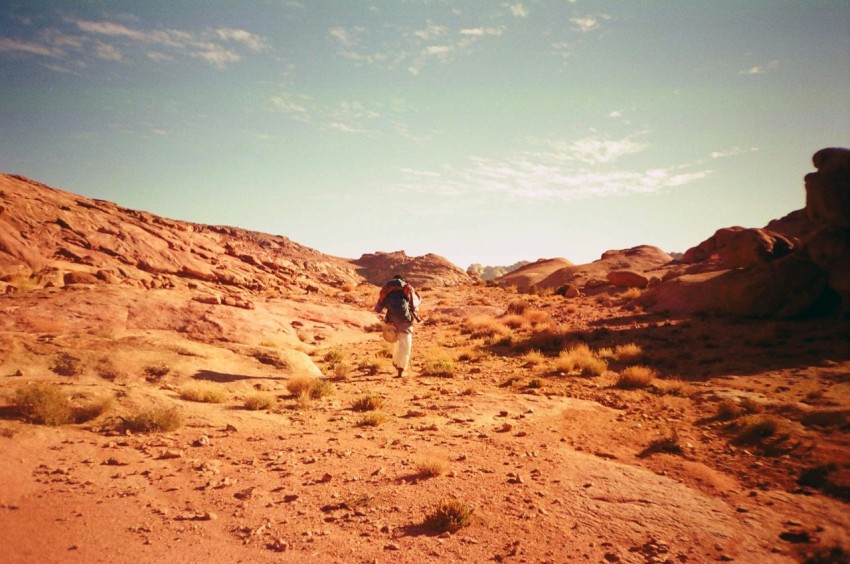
[352,250,471,288]
[538,246,673,292]
[642,147,850,318]
[493,258,574,290]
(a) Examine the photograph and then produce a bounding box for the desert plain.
[0,148,849,563]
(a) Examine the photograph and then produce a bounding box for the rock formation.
[352,250,471,288]
[641,147,850,318]
[535,246,673,292]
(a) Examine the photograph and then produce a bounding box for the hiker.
[374,274,421,377]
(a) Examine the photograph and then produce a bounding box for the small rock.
[384,543,401,551]
[193,436,210,447]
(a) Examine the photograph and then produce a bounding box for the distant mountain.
[353,251,471,288]
[467,261,530,281]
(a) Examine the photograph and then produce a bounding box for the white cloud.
[93,40,123,61]
[510,4,529,18]
[399,134,709,203]
[216,28,268,52]
[710,146,758,159]
[739,60,779,75]
[0,37,60,57]
[570,16,599,33]
[270,93,312,122]
[607,110,622,118]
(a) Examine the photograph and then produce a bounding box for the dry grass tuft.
[622,287,642,300]
[352,394,384,412]
[14,384,72,425]
[323,349,345,363]
[286,376,333,400]
[732,414,785,445]
[613,343,643,362]
[506,299,531,315]
[501,314,529,330]
[716,399,744,420]
[356,412,387,427]
[555,344,607,376]
[464,315,512,340]
[243,393,276,411]
[521,349,546,367]
[179,384,228,403]
[144,363,170,382]
[51,352,81,377]
[522,309,551,328]
[332,362,351,380]
[416,456,448,478]
[424,498,474,533]
[615,365,656,389]
[118,406,183,433]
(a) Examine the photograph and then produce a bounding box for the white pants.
[393,323,414,371]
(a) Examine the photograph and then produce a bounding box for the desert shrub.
[51,353,81,377]
[14,384,73,425]
[286,376,333,399]
[638,430,684,458]
[323,349,345,363]
[333,362,351,380]
[501,314,529,330]
[527,378,544,389]
[456,347,485,363]
[613,343,643,362]
[522,349,545,367]
[515,328,570,354]
[357,412,386,427]
[622,287,642,300]
[464,315,511,339]
[716,399,744,420]
[243,393,276,411]
[352,394,384,412]
[424,498,474,533]
[596,347,615,360]
[416,457,448,478]
[72,394,115,423]
[179,384,228,403]
[506,299,530,315]
[616,365,656,389]
[652,379,693,397]
[732,414,784,445]
[144,363,170,382]
[422,358,455,377]
[96,359,122,381]
[803,546,850,564]
[555,344,607,376]
[523,309,551,327]
[118,406,183,433]
[461,386,477,396]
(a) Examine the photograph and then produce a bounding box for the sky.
[1,1,848,269]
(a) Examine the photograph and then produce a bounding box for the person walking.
[374,275,420,377]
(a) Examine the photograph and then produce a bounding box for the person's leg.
[393,325,413,376]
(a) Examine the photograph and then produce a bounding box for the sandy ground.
[1,282,849,563]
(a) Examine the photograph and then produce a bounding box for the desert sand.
[1,151,849,563]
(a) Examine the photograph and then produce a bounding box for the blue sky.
[1,1,848,268]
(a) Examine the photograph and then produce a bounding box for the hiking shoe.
[396,367,404,378]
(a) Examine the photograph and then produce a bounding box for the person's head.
[393,274,404,281]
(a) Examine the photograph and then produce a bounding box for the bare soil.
[1,282,849,563]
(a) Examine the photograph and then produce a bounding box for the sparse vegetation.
[416,456,448,477]
[732,414,784,445]
[622,287,642,300]
[521,349,545,367]
[613,343,643,362]
[117,406,183,433]
[252,350,289,369]
[422,357,455,377]
[506,299,530,315]
[243,393,276,411]
[357,412,386,427]
[555,343,607,376]
[424,498,474,533]
[286,376,333,400]
[352,394,384,412]
[51,352,81,376]
[323,349,345,363]
[616,365,656,389]
[332,361,351,380]
[144,363,170,382]
[716,399,744,420]
[179,384,228,403]
[14,383,72,425]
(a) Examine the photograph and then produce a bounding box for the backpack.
[381,279,420,324]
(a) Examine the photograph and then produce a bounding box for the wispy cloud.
[569,14,611,33]
[399,134,710,204]
[0,18,268,70]
[710,146,758,158]
[739,60,779,75]
[510,4,529,18]
[328,17,505,75]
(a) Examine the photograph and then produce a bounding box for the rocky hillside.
[0,174,365,299]
[466,260,530,281]
[352,250,472,288]
[640,147,850,318]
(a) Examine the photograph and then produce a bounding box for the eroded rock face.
[353,250,471,288]
[645,147,850,318]
[607,270,649,289]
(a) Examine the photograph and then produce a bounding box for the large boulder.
[353,251,471,288]
[805,147,850,230]
[681,227,793,267]
[607,270,649,289]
